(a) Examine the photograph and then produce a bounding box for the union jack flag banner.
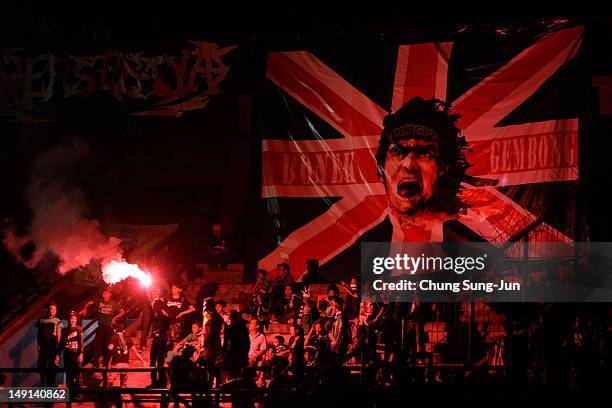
[259,23,583,278]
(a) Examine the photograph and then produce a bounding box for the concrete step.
[194,270,244,282]
[195,263,244,272]
[268,322,292,332]
[184,286,246,297]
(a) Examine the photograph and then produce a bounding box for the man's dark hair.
[331,295,344,309]
[45,302,58,311]
[291,324,304,337]
[274,335,285,344]
[306,259,319,268]
[203,298,216,312]
[375,96,470,215]
[170,281,183,291]
[251,318,263,333]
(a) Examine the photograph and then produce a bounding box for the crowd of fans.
[34,250,612,401]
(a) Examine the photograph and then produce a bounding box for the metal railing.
[0,367,274,408]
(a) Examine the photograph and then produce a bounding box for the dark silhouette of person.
[301,259,324,284]
[36,303,63,386]
[223,310,250,379]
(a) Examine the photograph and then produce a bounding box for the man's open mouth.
[396,180,422,198]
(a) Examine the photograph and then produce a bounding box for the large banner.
[0,41,236,121]
[260,24,583,278]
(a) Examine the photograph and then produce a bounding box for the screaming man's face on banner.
[381,138,442,214]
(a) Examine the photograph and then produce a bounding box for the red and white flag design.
[260,26,582,274]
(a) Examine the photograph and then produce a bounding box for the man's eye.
[416,148,435,159]
[390,145,403,157]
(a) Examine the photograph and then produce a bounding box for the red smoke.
[2,141,151,285]
[3,219,122,274]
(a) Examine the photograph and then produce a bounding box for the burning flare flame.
[102,260,152,286]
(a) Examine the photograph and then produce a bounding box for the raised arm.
[79,300,94,316]
[340,281,359,298]
[111,308,126,324]
[176,304,195,319]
